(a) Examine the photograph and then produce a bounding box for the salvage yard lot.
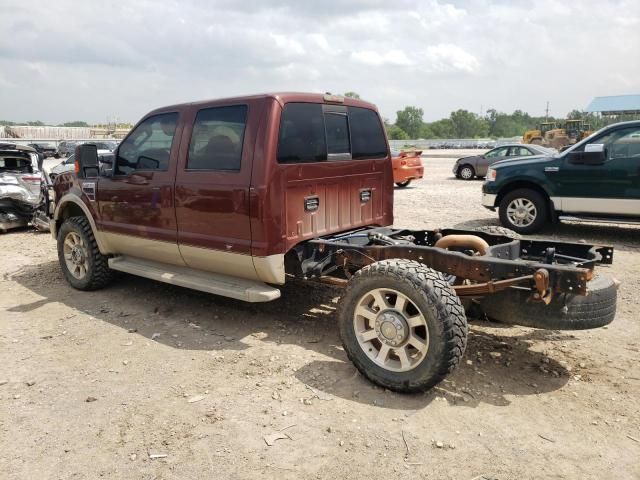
[1,154,639,479]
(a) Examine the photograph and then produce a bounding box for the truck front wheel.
[498,188,548,234]
[57,216,113,291]
[337,260,467,393]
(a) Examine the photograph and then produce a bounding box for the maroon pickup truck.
[50,93,618,393]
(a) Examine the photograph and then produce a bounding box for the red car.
[392,149,423,187]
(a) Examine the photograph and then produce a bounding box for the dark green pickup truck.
[482,120,640,234]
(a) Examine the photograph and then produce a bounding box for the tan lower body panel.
[100,231,186,267]
[179,244,285,285]
[108,256,281,303]
[99,232,286,285]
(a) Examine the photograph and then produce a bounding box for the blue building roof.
[585,95,640,114]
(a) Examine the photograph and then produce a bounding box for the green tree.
[419,123,436,139]
[428,119,455,138]
[449,109,488,138]
[395,106,424,139]
[386,124,410,140]
[60,121,90,127]
[343,91,361,99]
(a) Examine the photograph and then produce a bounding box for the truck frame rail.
[296,227,613,302]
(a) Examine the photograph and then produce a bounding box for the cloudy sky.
[1,0,638,124]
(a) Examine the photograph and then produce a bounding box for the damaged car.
[0,143,50,233]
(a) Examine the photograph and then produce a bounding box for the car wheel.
[337,259,467,393]
[498,188,548,234]
[57,216,113,291]
[395,180,411,188]
[458,165,475,180]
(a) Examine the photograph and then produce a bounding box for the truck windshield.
[277,103,387,164]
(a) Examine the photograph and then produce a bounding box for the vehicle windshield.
[560,122,627,156]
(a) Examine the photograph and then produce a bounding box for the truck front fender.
[52,193,109,254]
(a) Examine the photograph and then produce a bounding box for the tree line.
[341,92,637,140]
[385,106,632,140]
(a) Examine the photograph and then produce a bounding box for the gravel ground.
[1,152,639,479]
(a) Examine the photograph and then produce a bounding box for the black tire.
[478,275,617,330]
[57,216,113,290]
[337,259,467,393]
[395,180,411,188]
[473,225,522,239]
[458,164,475,180]
[498,188,548,234]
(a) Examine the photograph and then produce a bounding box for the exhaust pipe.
[434,234,490,256]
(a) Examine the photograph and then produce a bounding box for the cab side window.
[277,103,327,163]
[571,127,640,160]
[486,147,507,158]
[187,105,248,171]
[608,128,640,160]
[115,112,178,175]
[509,146,532,156]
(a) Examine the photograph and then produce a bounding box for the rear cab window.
[277,102,387,164]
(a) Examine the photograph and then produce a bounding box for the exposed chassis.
[297,227,613,302]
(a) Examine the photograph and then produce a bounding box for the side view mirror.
[567,143,606,165]
[98,153,114,177]
[74,144,99,178]
[99,153,114,165]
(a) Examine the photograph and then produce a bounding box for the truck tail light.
[400,160,407,166]
[22,175,41,184]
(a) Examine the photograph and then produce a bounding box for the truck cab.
[52,93,392,294]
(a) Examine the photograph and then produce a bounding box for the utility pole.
[545,101,550,121]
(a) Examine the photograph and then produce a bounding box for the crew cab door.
[554,125,640,216]
[174,101,259,280]
[96,111,185,265]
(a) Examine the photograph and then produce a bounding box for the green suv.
[482,120,640,234]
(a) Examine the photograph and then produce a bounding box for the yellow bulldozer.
[523,120,593,150]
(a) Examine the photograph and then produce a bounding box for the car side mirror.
[99,153,114,165]
[567,143,606,165]
[74,144,99,178]
[98,153,114,177]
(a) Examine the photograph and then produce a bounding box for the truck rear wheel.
[337,259,467,393]
[57,216,113,291]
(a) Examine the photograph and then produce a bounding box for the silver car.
[0,143,49,232]
[453,144,555,180]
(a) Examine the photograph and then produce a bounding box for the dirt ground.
[2,153,639,480]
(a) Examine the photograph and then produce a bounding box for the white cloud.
[351,49,414,66]
[0,0,638,123]
[423,44,479,73]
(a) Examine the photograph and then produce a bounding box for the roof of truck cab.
[145,92,379,116]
